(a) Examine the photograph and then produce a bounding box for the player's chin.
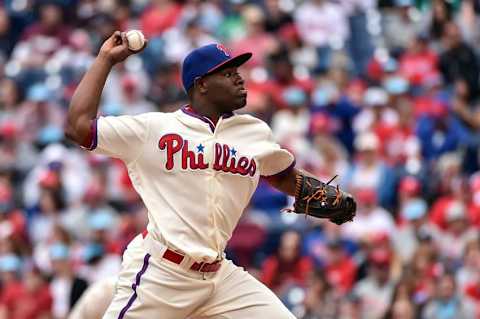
[232,94,247,110]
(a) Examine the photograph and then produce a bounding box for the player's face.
[204,66,247,112]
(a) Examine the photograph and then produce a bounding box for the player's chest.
[143,132,258,177]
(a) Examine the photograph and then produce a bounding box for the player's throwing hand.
[98,31,147,66]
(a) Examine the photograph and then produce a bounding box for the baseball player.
[65,31,356,319]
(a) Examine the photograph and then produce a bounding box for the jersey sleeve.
[256,122,295,177]
[86,113,151,163]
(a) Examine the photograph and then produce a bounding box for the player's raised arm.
[65,31,145,146]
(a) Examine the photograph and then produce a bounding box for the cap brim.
[206,52,252,75]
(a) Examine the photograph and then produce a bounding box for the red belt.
[141,230,221,273]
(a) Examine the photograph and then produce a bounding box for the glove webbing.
[283,174,340,217]
[302,175,341,217]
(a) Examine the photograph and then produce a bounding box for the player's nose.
[235,74,244,86]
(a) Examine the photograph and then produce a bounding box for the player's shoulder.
[99,111,167,121]
[128,111,176,123]
[230,113,272,133]
[138,111,173,119]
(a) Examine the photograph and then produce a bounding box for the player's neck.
[189,102,220,123]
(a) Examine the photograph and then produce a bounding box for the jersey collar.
[181,105,234,132]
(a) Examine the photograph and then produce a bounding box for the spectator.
[309,112,350,181]
[28,186,66,245]
[294,0,349,73]
[0,261,53,319]
[301,269,339,319]
[313,79,360,154]
[146,63,186,109]
[263,0,294,34]
[424,0,454,42]
[0,183,28,255]
[422,273,475,319]
[435,201,477,263]
[353,248,396,319]
[323,239,357,295]
[415,103,462,161]
[260,230,313,294]
[49,243,88,319]
[353,87,394,134]
[163,18,218,64]
[0,7,23,61]
[339,0,376,75]
[271,86,310,150]
[140,0,183,38]
[265,50,313,111]
[439,22,479,100]
[341,187,396,241]
[384,278,419,319]
[398,35,439,88]
[178,0,223,35]
[76,211,121,284]
[381,0,422,52]
[14,1,71,69]
[407,243,440,306]
[456,238,480,295]
[393,198,438,263]
[230,5,278,68]
[344,132,397,207]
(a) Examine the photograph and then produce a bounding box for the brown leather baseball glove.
[286,174,356,225]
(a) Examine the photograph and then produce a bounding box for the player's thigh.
[102,237,204,319]
[193,260,295,319]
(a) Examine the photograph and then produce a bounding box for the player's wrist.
[97,51,115,67]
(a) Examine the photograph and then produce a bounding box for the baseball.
[126,30,145,51]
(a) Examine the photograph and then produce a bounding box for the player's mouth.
[238,87,248,97]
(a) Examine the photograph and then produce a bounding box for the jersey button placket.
[209,119,223,256]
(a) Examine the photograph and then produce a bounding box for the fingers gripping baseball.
[99,31,147,65]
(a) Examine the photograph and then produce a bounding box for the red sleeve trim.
[80,119,98,151]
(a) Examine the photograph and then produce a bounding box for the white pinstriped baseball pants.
[102,234,295,319]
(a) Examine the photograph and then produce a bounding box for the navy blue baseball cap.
[182,44,252,92]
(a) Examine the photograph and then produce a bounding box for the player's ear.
[195,77,208,94]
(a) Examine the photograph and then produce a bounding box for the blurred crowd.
[1,0,480,318]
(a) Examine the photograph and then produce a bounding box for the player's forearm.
[266,167,326,197]
[65,54,113,144]
[264,167,300,196]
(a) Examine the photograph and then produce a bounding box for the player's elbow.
[64,123,79,144]
[64,114,91,146]
[64,120,81,145]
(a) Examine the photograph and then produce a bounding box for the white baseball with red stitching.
[126,30,145,51]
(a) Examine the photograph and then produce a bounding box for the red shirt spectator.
[325,254,357,294]
[324,241,357,294]
[465,282,480,301]
[261,255,313,291]
[0,273,52,319]
[398,37,438,86]
[429,197,480,229]
[20,2,71,56]
[140,1,183,38]
[260,231,313,292]
[263,51,313,110]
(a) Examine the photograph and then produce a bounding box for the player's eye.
[225,72,232,77]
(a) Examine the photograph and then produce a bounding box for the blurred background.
[1,0,480,318]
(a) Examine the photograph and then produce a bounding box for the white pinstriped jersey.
[88,106,295,262]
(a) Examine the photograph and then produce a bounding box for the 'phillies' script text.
[158,134,256,176]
